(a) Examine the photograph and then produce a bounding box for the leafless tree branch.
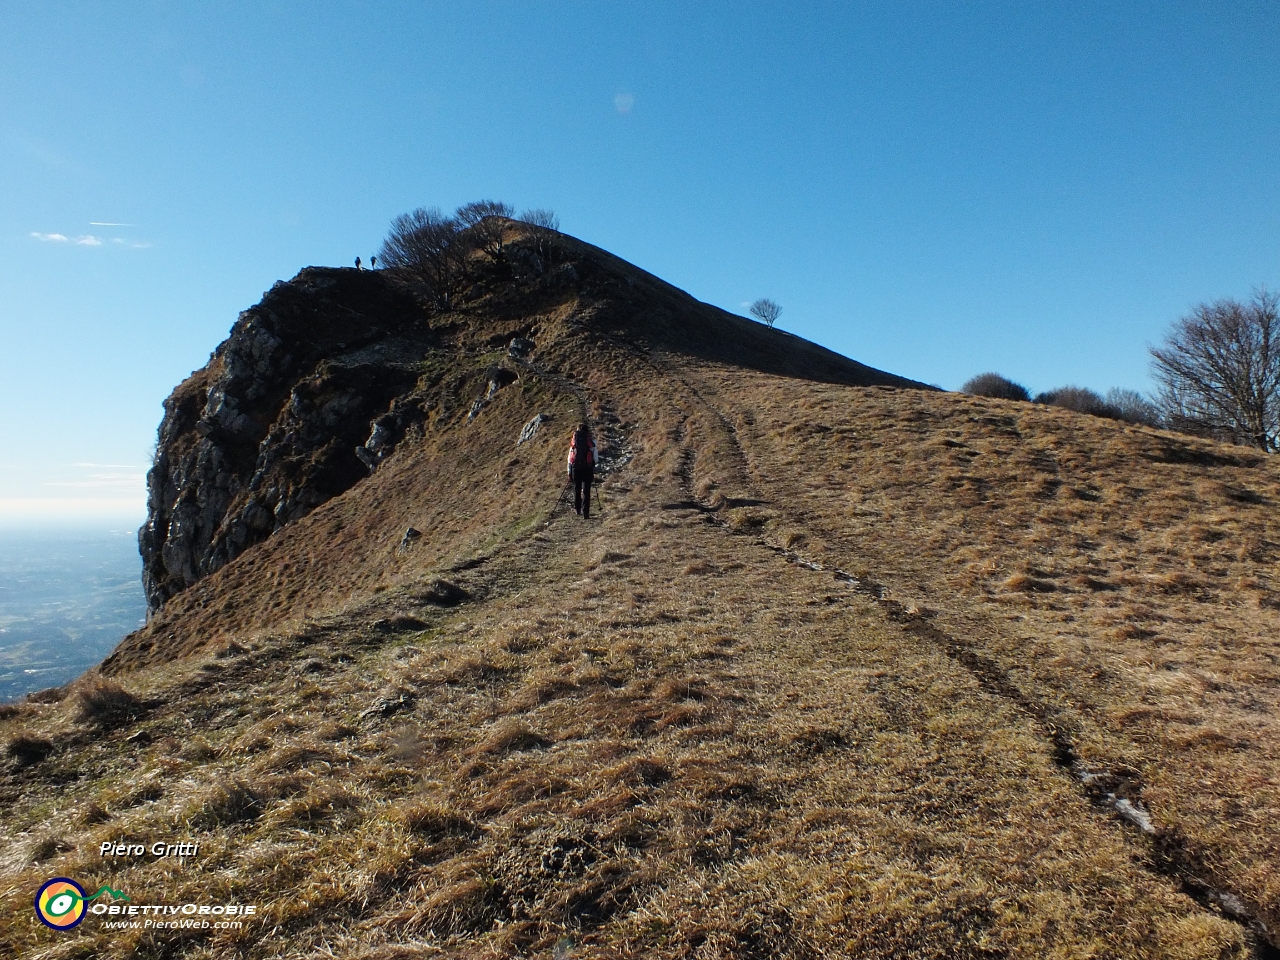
[750,298,781,329]
[456,200,515,262]
[377,207,468,308]
[1151,289,1280,451]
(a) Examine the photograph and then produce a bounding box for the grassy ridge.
[2,234,1276,956]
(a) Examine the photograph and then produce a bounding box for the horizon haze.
[2,1,1278,525]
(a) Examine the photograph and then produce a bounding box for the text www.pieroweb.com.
[101,917,244,930]
[90,902,256,932]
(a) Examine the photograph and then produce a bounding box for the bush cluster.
[961,374,1161,427]
[1033,385,1114,417]
[1033,386,1162,426]
[377,201,561,308]
[1103,388,1163,428]
[961,373,1030,402]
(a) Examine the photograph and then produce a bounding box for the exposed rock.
[140,267,430,613]
[508,337,535,359]
[416,579,469,607]
[518,413,549,445]
[468,366,519,421]
[507,245,545,279]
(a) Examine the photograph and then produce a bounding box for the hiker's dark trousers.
[573,465,595,519]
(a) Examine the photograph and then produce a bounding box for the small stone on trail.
[359,691,414,721]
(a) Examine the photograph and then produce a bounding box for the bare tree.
[518,208,561,265]
[456,200,514,262]
[519,208,560,232]
[749,298,781,329]
[377,207,467,308]
[1151,289,1280,451]
[455,200,514,225]
[1105,388,1162,428]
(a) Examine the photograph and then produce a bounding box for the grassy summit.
[2,224,1276,958]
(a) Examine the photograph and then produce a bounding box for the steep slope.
[1,226,1277,959]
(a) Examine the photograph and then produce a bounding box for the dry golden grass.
[1,237,1275,956]
[683,363,1280,947]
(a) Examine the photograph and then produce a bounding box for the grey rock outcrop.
[139,267,431,613]
[518,413,549,445]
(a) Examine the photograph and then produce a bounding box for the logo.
[35,878,129,930]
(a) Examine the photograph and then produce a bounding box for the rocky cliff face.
[139,267,434,612]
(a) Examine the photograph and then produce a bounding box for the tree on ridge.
[750,298,781,329]
[1151,289,1280,451]
[456,201,515,262]
[377,207,467,308]
[519,208,560,232]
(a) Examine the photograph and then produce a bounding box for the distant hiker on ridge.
[355,256,363,270]
[568,423,597,519]
[370,255,377,269]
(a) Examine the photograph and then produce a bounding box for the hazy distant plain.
[0,529,146,702]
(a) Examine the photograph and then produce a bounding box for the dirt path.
[651,354,1278,956]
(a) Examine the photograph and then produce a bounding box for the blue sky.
[2,1,1277,525]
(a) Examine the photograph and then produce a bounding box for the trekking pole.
[546,478,573,525]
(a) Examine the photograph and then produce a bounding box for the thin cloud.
[90,222,136,226]
[614,92,635,114]
[47,480,142,490]
[47,464,146,491]
[31,231,149,248]
[48,481,140,490]
[1,464,147,525]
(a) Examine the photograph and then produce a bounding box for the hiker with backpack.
[567,423,597,519]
